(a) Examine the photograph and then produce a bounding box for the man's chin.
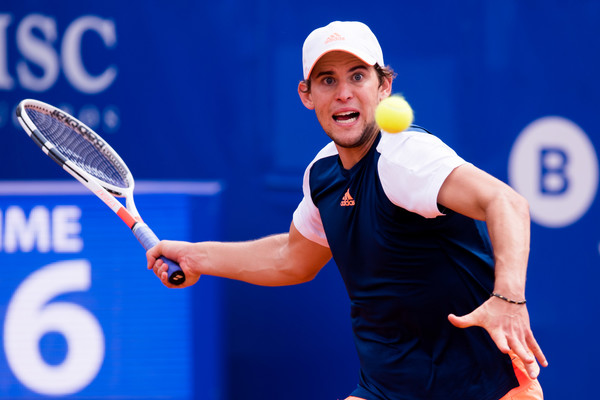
[328,123,379,149]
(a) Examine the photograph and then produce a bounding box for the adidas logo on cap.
[325,32,345,44]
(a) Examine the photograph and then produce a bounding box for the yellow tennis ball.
[375,95,414,133]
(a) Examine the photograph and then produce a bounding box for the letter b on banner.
[540,147,569,195]
[509,116,599,228]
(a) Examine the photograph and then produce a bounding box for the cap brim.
[304,48,378,80]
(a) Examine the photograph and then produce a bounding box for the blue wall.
[1,1,600,398]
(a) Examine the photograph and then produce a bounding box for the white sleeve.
[292,196,329,247]
[377,131,468,218]
[292,145,338,248]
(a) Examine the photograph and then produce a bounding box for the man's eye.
[353,73,364,81]
[324,77,335,85]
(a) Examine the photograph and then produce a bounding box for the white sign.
[509,116,598,228]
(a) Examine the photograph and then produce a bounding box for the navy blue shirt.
[294,129,518,399]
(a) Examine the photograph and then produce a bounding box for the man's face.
[299,51,391,150]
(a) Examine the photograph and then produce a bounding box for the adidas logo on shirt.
[340,189,356,206]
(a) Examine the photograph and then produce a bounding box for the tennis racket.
[16,99,185,285]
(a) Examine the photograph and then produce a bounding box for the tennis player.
[148,21,547,399]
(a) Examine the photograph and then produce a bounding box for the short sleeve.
[292,196,329,247]
[377,131,468,218]
[292,144,338,248]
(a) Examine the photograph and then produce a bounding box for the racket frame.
[16,100,142,225]
[16,99,185,285]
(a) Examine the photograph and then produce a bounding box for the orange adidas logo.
[325,32,345,44]
[340,189,355,206]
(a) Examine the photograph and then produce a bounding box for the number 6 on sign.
[3,260,105,396]
[15,99,185,285]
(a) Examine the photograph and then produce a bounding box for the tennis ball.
[375,95,413,133]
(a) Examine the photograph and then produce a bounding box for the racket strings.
[27,108,130,189]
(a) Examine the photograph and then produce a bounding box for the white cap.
[302,21,384,80]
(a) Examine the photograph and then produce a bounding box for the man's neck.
[336,130,380,170]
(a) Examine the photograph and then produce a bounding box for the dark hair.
[299,64,396,94]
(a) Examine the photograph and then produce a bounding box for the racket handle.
[133,223,186,285]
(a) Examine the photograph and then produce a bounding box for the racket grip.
[133,223,186,285]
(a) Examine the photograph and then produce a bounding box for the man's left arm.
[437,163,548,379]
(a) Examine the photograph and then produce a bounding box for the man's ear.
[378,75,393,102]
[298,81,315,110]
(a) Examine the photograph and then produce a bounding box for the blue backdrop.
[1,1,599,399]
[0,183,224,399]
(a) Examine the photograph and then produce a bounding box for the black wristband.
[491,292,527,305]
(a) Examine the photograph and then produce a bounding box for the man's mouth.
[333,111,360,124]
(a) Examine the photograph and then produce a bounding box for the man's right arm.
[146,222,332,288]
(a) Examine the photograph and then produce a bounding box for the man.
[148,21,547,399]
